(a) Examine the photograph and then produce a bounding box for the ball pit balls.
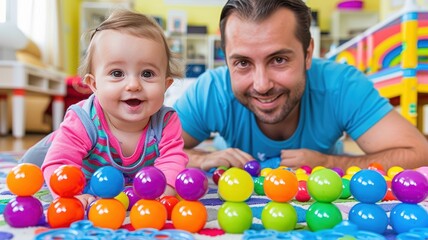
[263,168,298,202]
[88,198,126,230]
[50,165,86,197]
[390,203,428,234]
[133,166,166,200]
[391,170,428,204]
[171,200,207,233]
[159,195,180,220]
[307,168,342,203]
[306,202,343,232]
[212,168,226,185]
[123,186,141,211]
[114,191,129,210]
[254,176,266,196]
[47,197,85,228]
[218,202,252,233]
[4,196,43,228]
[345,166,361,176]
[175,168,208,201]
[331,167,344,177]
[6,163,44,196]
[295,180,311,202]
[368,162,384,172]
[260,168,273,177]
[130,199,167,230]
[383,180,396,201]
[244,160,261,177]
[350,169,387,203]
[349,202,388,234]
[218,167,254,202]
[261,201,297,231]
[415,166,428,180]
[90,166,125,198]
[387,166,404,179]
[300,165,312,174]
[340,178,351,199]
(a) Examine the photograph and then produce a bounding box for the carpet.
[0,152,425,240]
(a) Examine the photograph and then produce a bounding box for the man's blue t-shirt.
[174,59,393,162]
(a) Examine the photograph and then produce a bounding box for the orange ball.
[88,198,126,230]
[6,163,43,196]
[130,199,167,230]
[50,165,86,197]
[368,162,384,172]
[171,200,207,233]
[264,168,298,202]
[47,197,84,228]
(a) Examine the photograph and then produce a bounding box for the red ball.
[50,165,86,197]
[159,195,180,220]
[295,180,311,202]
[212,168,226,185]
[383,180,396,201]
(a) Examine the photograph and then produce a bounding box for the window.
[0,0,6,22]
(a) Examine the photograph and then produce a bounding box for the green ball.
[254,176,265,195]
[306,202,343,231]
[261,201,297,231]
[307,168,343,202]
[217,202,253,233]
[340,178,351,199]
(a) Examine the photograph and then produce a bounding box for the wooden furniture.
[0,60,66,138]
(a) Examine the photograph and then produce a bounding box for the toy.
[253,176,265,196]
[50,165,86,197]
[218,167,253,202]
[306,202,343,232]
[340,178,351,199]
[295,180,311,202]
[47,197,85,228]
[349,203,389,234]
[4,196,43,228]
[212,168,226,185]
[383,180,396,201]
[171,200,207,233]
[114,191,129,210]
[123,186,141,211]
[390,203,428,234]
[300,165,312,174]
[391,169,428,203]
[175,168,208,201]
[350,169,387,203]
[159,195,179,220]
[6,163,43,196]
[88,198,126,230]
[331,167,344,177]
[130,199,167,230]
[261,201,297,231]
[217,202,252,233]
[90,166,125,198]
[133,166,166,200]
[244,160,261,177]
[345,166,361,176]
[387,166,404,179]
[260,167,273,177]
[307,168,342,203]
[263,168,298,202]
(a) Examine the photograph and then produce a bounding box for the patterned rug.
[0,152,425,240]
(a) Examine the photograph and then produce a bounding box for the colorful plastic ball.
[90,166,125,198]
[212,168,226,185]
[264,168,298,202]
[300,165,312,174]
[175,168,208,201]
[171,200,207,233]
[296,173,309,181]
[218,167,254,202]
[331,167,344,177]
[159,195,180,220]
[123,186,141,211]
[50,165,86,197]
[312,166,325,173]
[383,180,396,201]
[415,166,428,181]
[114,191,129,210]
[261,201,297,231]
[306,202,343,232]
[47,197,84,228]
[342,174,353,181]
[133,166,166,200]
[218,202,252,233]
[88,198,126,230]
[6,163,43,196]
[349,203,388,234]
[350,169,387,203]
[368,162,384,172]
[295,180,311,202]
[130,199,167,230]
[390,203,428,234]
[4,196,43,228]
[260,168,273,177]
[391,170,428,203]
[387,166,404,179]
[346,166,361,176]
[244,160,261,177]
[339,178,351,199]
[307,168,342,203]
[254,176,266,196]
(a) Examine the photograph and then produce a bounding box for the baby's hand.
[75,193,97,209]
[160,185,177,199]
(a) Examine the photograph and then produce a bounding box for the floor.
[0,133,365,154]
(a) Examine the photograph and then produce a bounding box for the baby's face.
[88,29,172,129]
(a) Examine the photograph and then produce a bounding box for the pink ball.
[391,170,428,203]
[416,166,428,181]
[175,168,208,201]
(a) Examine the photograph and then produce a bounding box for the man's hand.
[187,148,254,171]
[280,148,328,169]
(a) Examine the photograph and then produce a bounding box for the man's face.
[225,8,313,125]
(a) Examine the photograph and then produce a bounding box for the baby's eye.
[111,70,124,78]
[141,70,154,78]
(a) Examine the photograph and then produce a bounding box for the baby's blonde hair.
[79,9,183,79]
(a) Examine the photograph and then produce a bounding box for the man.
[174,0,428,172]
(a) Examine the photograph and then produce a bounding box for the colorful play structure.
[326,0,428,131]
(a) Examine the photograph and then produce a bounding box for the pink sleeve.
[41,106,94,198]
[154,112,189,188]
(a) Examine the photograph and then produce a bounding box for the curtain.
[16,0,63,70]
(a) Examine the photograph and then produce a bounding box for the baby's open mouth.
[124,99,142,106]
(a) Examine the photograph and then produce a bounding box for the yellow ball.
[296,173,309,181]
[218,167,254,202]
[114,191,129,210]
[387,166,404,179]
[342,174,353,181]
[312,166,325,173]
[260,168,273,177]
[346,166,361,176]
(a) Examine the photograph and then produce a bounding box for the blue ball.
[390,203,428,234]
[349,203,388,234]
[90,166,125,198]
[350,169,387,203]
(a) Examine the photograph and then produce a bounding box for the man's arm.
[280,110,428,170]
[182,131,254,171]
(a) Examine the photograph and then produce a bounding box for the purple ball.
[123,186,141,211]
[331,167,344,177]
[391,170,428,203]
[4,196,43,228]
[175,168,208,201]
[133,166,166,200]
[244,160,261,177]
